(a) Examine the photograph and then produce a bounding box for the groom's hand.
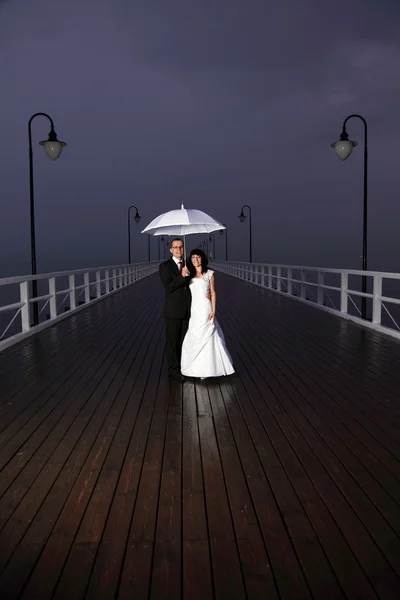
[182,266,190,277]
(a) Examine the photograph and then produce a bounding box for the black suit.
[159,258,191,377]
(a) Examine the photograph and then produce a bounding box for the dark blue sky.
[1,0,400,276]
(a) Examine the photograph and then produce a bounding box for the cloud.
[1,0,400,271]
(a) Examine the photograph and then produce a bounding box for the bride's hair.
[187,248,208,277]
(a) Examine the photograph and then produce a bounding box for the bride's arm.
[209,275,216,323]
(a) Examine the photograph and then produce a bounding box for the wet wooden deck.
[0,272,399,599]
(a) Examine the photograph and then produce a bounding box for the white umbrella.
[141,204,225,260]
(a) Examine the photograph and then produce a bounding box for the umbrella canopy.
[141,204,225,236]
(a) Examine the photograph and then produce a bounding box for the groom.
[159,238,191,381]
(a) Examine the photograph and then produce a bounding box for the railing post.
[49,277,57,320]
[96,271,101,298]
[317,272,324,305]
[300,270,306,299]
[69,274,76,310]
[287,268,292,295]
[84,272,90,303]
[105,270,110,294]
[261,266,266,287]
[372,275,382,324]
[118,268,123,288]
[277,267,281,292]
[20,281,30,332]
[268,266,272,289]
[124,267,128,286]
[112,268,117,290]
[340,272,348,313]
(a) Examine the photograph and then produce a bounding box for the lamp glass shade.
[331,139,357,161]
[134,214,141,223]
[239,214,246,223]
[40,139,67,161]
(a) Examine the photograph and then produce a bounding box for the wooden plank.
[217,367,344,599]
[182,380,208,542]
[0,297,161,597]
[117,541,153,600]
[86,355,169,599]
[240,280,400,420]
[0,279,155,400]
[182,540,213,600]
[0,299,153,495]
[0,286,155,454]
[15,314,163,600]
[218,377,312,599]
[0,294,159,528]
[0,272,399,599]
[206,380,279,599]
[149,381,183,599]
[195,382,247,599]
[218,276,400,598]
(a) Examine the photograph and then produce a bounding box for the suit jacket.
[159,258,191,319]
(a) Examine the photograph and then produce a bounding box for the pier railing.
[0,261,159,351]
[212,260,400,340]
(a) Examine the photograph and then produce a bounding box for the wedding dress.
[181,270,235,378]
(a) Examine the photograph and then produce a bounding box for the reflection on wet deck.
[0,272,399,599]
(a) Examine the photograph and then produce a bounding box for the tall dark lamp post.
[209,234,216,259]
[238,205,252,263]
[127,205,141,264]
[29,113,67,326]
[219,225,228,260]
[331,114,368,320]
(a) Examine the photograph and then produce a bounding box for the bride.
[180,248,235,379]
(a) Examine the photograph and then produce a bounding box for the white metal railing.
[212,260,400,340]
[0,261,160,351]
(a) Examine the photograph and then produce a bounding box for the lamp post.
[209,234,216,260]
[238,205,252,263]
[29,113,67,326]
[220,225,228,260]
[331,114,368,320]
[127,205,141,264]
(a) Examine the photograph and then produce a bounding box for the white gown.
[181,270,235,378]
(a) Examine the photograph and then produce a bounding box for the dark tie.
[178,261,183,274]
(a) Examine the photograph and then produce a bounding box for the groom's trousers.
[165,317,189,377]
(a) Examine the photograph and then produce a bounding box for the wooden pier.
[0,272,399,599]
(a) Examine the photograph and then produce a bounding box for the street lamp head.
[134,210,141,224]
[238,211,246,223]
[331,129,357,161]
[39,126,67,161]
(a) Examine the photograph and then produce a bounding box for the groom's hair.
[170,238,183,248]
